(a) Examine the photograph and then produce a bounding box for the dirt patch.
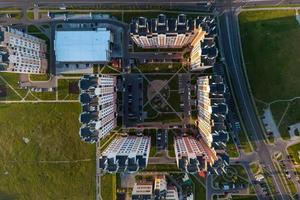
[0,85,7,98]
[69,81,79,94]
[147,80,167,100]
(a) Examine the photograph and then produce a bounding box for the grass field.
[239,10,300,139]
[133,63,182,73]
[232,195,258,200]
[29,74,50,81]
[101,174,116,200]
[0,72,27,99]
[190,175,206,200]
[287,142,300,164]
[57,79,80,100]
[0,103,95,199]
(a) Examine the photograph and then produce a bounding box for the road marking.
[224,12,286,200]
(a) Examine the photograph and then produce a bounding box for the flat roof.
[54,29,110,62]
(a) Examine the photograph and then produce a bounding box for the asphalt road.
[0,0,208,8]
[218,8,289,200]
[217,0,300,8]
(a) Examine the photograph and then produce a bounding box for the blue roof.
[54,29,110,62]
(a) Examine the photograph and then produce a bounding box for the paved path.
[20,74,57,88]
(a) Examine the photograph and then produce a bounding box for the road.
[217,0,300,8]
[0,0,209,8]
[217,1,289,199]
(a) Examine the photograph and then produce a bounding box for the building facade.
[190,16,218,71]
[79,74,117,143]
[0,26,47,74]
[131,175,179,200]
[132,181,153,200]
[195,75,230,174]
[130,14,204,49]
[99,136,151,173]
[174,136,213,173]
[196,75,228,149]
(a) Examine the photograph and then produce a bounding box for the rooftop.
[54,29,111,62]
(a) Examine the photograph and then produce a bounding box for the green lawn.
[0,103,95,199]
[168,130,175,157]
[227,134,239,158]
[190,175,206,200]
[250,163,260,175]
[101,174,116,200]
[0,72,27,98]
[214,165,249,189]
[287,142,300,164]
[232,195,258,200]
[239,10,300,139]
[169,91,181,111]
[152,113,181,123]
[100,66,120,74]
[278,100,300,140]
[57,79,80,100]
[31,91,56,100]
[29,74,50,81]
[134,63,182,73]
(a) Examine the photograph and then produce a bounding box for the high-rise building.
[196,75,229,149]
[190,17,218,71]
[130,14,205,49]
[0,26,48,74]
[79,74,117,143]
[174,135,218,173]
[99,136,151,173]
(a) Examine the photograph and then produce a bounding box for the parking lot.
[123,74,143,126]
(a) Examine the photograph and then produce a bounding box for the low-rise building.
[54,28,113,74]
[99,135,151,173]
[131,175,179,200]
[166,186,179,200]
[79,74,117,143]
[0,26,47,74]
[154,175,167,199]
[132,181,153,200]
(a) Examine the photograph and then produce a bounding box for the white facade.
[132,182,153,199]
[130,14,203,49]
[174,136,208,168]
[100,136,151,173]
[196,76,227,147]
[166,187,179,200]
[0,26,47,74]
[79,74,116,143]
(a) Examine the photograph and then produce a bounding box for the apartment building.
[174,136,215,173]
[79,74,117,143]
[130,14,204,48]
[99,135,151,173]
[0,26,47,74]
[190,16,218,71]
[196,75,229,149]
